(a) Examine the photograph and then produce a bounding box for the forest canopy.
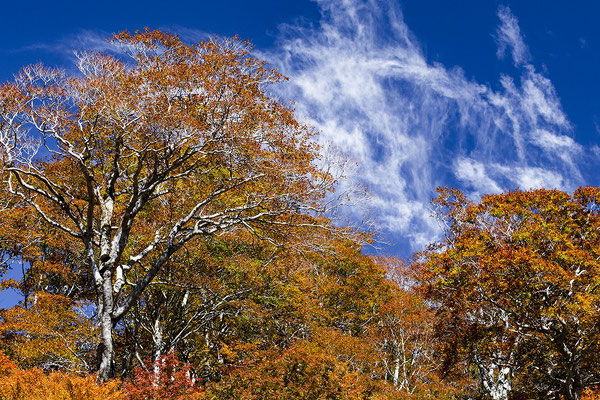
[0,30,599,400]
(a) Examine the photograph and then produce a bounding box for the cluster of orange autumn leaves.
[414,188,600,400]
[1,29,600,400]
[5,187,600,399]
[0,222,461,399]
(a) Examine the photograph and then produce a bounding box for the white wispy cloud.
[13,27,210,66]
[509,166,565,189]
[14,30,119,60]
[496,5,530,66]
[263,0,584,251]
[11,4,584,252]
[455,158,502,196]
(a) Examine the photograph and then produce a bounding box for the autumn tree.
[0,208,97,372]
[0,29,336,381]
[414,187,600,400]
[0,292,95,372]
[119,231,311,381]
[205,339,401,400]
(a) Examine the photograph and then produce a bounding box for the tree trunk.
[152,317,164,386]
[562,367,582,400]
[476,358,512,400]
[97,315,115,381]
[393,356,400,386]
[97,270,116,382]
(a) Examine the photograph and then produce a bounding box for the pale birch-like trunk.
[152,317,164,386]
[476,358,512,400]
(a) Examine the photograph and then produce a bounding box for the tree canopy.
[1,29,600,400]
[415,187,600,400]
[0,29,336,381]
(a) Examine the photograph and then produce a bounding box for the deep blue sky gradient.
[0,0,320,80]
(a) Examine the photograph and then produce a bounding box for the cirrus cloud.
[263,1,586,252]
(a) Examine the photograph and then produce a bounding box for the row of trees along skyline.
[0,30,599,400]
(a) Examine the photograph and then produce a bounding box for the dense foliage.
[415,188,600,400]
[1,30,600,400]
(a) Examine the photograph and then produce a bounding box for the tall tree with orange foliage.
[0,30,336,381]
[415,187,600,400]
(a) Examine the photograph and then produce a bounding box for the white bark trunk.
[97,269,116,381]
[152,317,164,386]
[478,361,512,400]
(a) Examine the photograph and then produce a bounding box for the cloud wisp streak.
[9,3,586,252]
[11,27,211,69]
[264,1,584,250]
[496,5,530,66]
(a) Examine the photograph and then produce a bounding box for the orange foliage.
[416,187,600,398]
[0,293,95,371]
[205,340,399,400]
[0,352,125,400]
[583,388,600,400]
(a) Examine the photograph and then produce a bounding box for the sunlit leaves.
[416,187,600,399]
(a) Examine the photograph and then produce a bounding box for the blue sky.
[1,1,600,306]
